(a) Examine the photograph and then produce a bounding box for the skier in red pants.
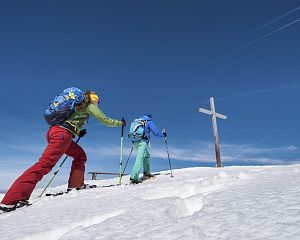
[0,90,125,212]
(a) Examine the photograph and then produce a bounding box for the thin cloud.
[0,142,45,155]
[286,145,298,151]
[251,5,300,33]
[85,146,133,156]
[222,144,298,156]
[199,80,300,103]
[85,141,300,165]
[237,18,300,51]
[1,138,298,166]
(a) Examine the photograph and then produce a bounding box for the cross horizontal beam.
[198,108,227,120]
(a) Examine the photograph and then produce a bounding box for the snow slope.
[1,164,300,240]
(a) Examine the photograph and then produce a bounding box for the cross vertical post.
[199,97,227,168]
[210,97,222,167]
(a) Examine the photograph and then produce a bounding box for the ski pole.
[119,118,125,185]
[121,146,133,180]
[39,136,82,197]
[164,135,173,178]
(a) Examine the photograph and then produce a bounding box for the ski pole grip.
[121,117,125,137]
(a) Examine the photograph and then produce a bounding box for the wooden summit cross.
[199,97,227,168]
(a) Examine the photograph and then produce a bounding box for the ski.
[45,181,136,196]
[45,184,99,197]
[46,174,162,196]
[45,191,68,197]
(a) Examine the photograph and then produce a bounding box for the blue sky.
[1,0,300,190]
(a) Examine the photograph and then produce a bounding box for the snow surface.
[1,165,300,240]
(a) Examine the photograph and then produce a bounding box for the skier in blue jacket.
[129,114,166,184]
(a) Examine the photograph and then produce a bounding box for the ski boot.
[67,183,97,192]
[143,172,156,180]
[130,178,142,184]
[0,200,31,213]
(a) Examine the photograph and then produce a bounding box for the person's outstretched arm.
[148,121,164,137]
[87,104,122,127]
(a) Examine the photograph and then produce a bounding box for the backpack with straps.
[128,118,148,141]
[44,87,85,125]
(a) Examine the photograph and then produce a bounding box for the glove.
[121,118,126,127]
[162,128,167,137]
[79,129,87,137]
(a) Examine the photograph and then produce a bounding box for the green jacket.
[59,103,122,136]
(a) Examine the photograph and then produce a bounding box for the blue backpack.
[44,87,85,125]
[128,119,147,141]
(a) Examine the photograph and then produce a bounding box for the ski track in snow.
[1,165,300,239]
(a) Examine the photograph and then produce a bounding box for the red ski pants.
[1,126,87,205]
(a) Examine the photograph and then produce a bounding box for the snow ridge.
[1,165,300,240]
